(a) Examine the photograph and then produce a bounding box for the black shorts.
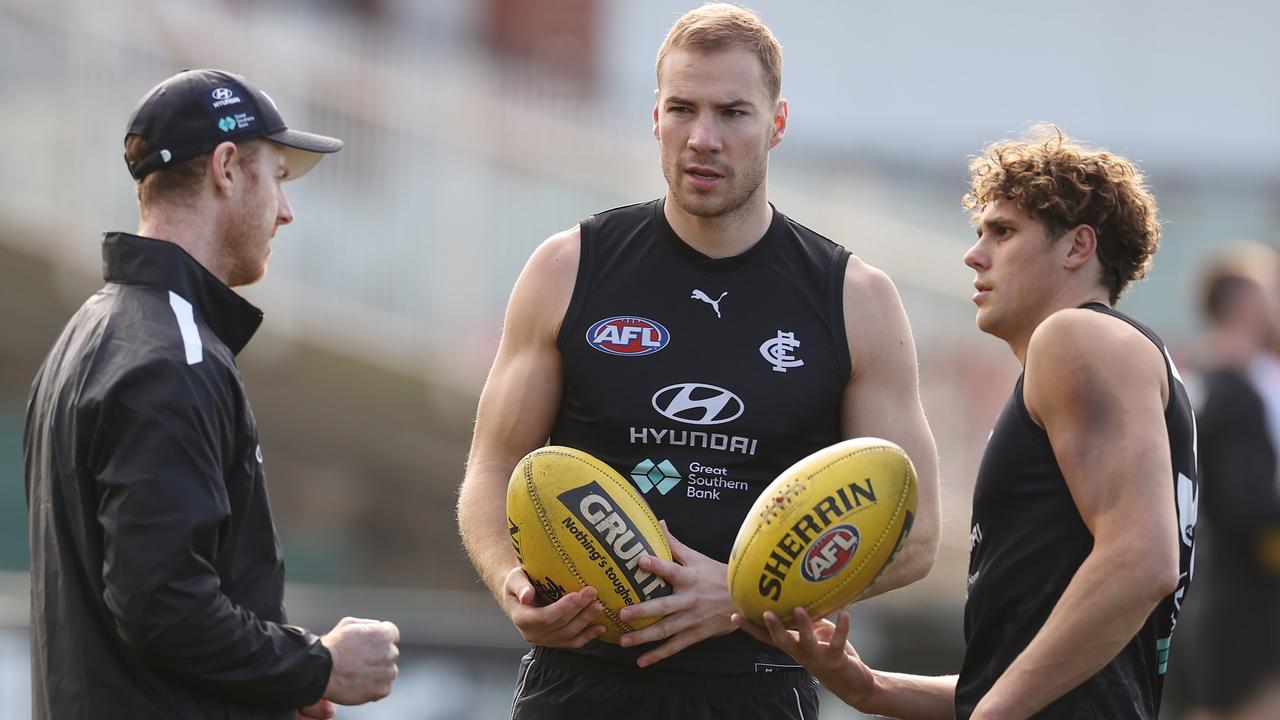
[511,646,820,720]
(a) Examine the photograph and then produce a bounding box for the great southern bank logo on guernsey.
[586,316,670,356]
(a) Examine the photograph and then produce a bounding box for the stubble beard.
[220,208,272,288]
[664,152,767,223]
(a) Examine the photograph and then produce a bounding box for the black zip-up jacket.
[24,233,331,719]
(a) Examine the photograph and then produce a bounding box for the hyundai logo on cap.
[205,85,244,110]
[124,68,343,181]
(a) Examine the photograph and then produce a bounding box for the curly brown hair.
[963,124,1162,304]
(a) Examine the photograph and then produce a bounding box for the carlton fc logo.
[587,316,670,356]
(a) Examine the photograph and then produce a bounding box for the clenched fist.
[319,617,400,704]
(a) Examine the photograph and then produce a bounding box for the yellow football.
[728,437,917,627]
[507,445,673,643]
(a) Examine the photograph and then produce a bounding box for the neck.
[138,204,230,286]
[1007,287,1110,366]
[662,187,773,259]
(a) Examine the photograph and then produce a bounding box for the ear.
[769,98,788,149]
[1062,224,1097,270]
[208,141,240,198]
[652,89,660,141]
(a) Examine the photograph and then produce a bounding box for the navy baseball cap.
[124,68,342,181]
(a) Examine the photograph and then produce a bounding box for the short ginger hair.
[963,125,1162,304]
[124,135,263,208]
[656,3,783,101]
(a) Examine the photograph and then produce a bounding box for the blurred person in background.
[736,126,1198,719]
[1181,245,1280,720]
[23,69,400,720]
[456,3,940,718]
[1248,248,1280,496]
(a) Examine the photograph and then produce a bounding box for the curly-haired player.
[736,126,1198,719]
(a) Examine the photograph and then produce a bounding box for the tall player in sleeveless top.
[736,126,1198,719]
[457,4,941,719]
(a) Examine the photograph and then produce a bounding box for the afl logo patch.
[586,316,670,356]
[801,524,860,582]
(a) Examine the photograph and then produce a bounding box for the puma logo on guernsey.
[691,289,727,318]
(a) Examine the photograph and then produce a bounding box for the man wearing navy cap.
[24,69,399,720]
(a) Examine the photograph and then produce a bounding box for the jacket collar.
[102,232,263,355]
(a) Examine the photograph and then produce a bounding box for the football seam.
[525,458,589,604]
[531,449,670,633]
[733,446,912,618]
[526,457,618,630]
[799,461,911,614]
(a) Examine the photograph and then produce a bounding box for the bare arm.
[720,258,949,714]
[840,258,941,597]
[456,227,606,647]
[733,608,956,719]
[972,309,1180,719]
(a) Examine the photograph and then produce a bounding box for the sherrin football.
[507,446,674,643]
[728,437,917,627]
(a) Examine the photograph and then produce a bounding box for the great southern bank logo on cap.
[215,112,258,134]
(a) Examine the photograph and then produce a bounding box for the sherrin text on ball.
[728,437,917,626]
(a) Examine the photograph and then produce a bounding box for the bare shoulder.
[1024,308,1167,419]
[841,255,904,328]
[1027,309,1161,373]
[841,256,916,381]
[507,225,581,342]
[842,255,899,308]
[523,225,581,288]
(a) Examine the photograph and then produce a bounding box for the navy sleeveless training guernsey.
[956,303,1198,718]
[550,198,852,673]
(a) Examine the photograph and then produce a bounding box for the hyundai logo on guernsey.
[651,383,743,425]
[586,316,670,356]
[631,383,758,455]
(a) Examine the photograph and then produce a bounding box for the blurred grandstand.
[0,0,1275,717]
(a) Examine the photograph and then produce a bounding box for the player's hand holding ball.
[506,446,675,645]
[727,437,918,626]
[502,565,605,648]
